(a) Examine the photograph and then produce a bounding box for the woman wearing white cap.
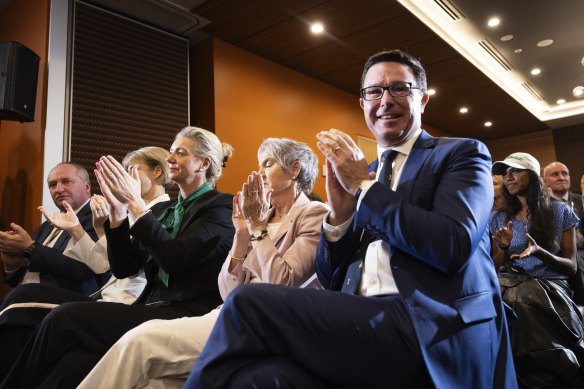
[490,152,584,388]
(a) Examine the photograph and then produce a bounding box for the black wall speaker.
[0,41,40,122]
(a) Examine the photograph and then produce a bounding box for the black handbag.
[569,250,584,305]
[499,270,584,389]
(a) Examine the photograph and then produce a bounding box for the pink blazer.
[218,193,329,301]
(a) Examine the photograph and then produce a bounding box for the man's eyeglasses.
[360,82,421,101]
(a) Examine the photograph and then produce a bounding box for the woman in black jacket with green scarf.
[0,127,235,389]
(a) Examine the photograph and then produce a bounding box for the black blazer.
[105,189,234,316]
[6,202,101,295]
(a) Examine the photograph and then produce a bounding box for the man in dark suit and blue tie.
[186,50,517,388]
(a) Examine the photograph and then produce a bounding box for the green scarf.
[153,182,212,287]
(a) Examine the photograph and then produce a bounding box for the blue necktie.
[341,149,398,294]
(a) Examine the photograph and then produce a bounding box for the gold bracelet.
[231,253,247,262]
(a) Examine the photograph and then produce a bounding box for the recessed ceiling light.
[484,121,492,127]
[556,99,566,105]
[487,17,500,27]
[537,39,554,47]
[310,23,324,34]
[573,86,584,98]
[459,107,468,114]
[514,48,523,54]
[427,88,436,96]
[530,68,541,75]
[500,35,513,42]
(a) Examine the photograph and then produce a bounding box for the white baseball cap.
[492,152,540,176]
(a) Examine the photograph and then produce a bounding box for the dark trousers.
[0,284,93,380]
[185,284,433,389]
[0,300,194,389]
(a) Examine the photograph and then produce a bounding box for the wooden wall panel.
[484,130,556,176]
[0,0,50,298]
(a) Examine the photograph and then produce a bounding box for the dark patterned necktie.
[377,149,399,188]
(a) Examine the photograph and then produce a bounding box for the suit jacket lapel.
[270,193,310,244]
[396,130,436,200]
[176,190,217,236]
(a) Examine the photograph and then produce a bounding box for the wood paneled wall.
[484,130,556,175]
[0,0,50,298]
[192,38,454,199]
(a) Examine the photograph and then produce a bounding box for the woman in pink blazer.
[78,138,329,389]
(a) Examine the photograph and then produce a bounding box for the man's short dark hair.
[360,50,427,92]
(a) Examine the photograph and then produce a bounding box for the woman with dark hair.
[77,137,328,389]
[490,152,584,388]
[0,127,235,389]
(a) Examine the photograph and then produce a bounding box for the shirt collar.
[376,127,422,161]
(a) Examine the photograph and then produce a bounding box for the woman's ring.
[334,146,341,152]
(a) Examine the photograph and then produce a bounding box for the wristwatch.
[250,230,269,242]
[23,241,38,259]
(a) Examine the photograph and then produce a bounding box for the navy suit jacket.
[6,202,103,295]
[316,130,516,388]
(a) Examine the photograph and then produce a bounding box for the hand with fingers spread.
[39,200,88,243]
[493,220,513,249]
[241,172,272,232]
[510,233,540,259]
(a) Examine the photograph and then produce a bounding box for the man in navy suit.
[186,50,516,388]
[0,162,100,295]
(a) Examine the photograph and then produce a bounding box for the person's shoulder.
[550,198,574,217]
[433,135,487,151]
[151,200,173,217]
[303,199,330,215]
[568,192,583,203]
[200,190,233,208]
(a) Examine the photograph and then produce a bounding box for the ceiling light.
[514,48,523,54]
[427,88,436,95]
[530,68,541,75]
[310,23,324,34]
[459,107,468,114]
[484,121,492,127]
[556,99,566,105]
[573,86,584,98]
[487,17,500,27]
[500,35,513,42]
[581,56,584,66]
[537,39,553,47]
